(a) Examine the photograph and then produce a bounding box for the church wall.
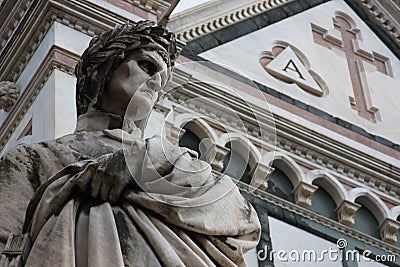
[31,70,77,143]
[0,21,89,154]
[199,0,400,144]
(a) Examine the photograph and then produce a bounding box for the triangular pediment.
[199,0,400,144]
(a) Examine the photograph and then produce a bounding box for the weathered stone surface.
[0,81,20,112]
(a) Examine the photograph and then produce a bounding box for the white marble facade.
[0,22,90,154]
[200,0,400,144]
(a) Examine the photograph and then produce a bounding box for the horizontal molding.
[180,0,330,54]
[347,0,400,56]
[121,0,171,19]
[239,182,400,257]
[168,0,296,43]
[0,0,147,83]
[181,0,400,60]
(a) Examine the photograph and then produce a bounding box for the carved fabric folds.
[17,130,260,267]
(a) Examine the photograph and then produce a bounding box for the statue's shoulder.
[0,132,88,171]
[1,130,123,172]
[53,130,122,159]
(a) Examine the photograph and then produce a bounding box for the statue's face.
[102,49,168,119]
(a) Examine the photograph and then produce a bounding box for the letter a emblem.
[262,46,324,96]
[282,59,305,80]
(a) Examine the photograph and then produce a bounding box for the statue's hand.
[76,150,133,202]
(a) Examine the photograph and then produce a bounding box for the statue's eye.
[138,60,157,76]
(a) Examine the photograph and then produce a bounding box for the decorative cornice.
[0,0,33,68]
[0,0,157,83]
[238,182,400,256]
[122,0,171,19]
[0,0,34,56]
[1,1,93,82]
[167,0,296,43]
[179,0,332,54]
[353,0,400,46]
[180,0,400,60]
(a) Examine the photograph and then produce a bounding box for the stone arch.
[347,188,389,224]
[173,114,219,160]
[260,151,304,187]
[305,170,346,206]
[218,133,261,170]
[174,113,218,142]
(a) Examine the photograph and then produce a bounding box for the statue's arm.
[74,139,147,202]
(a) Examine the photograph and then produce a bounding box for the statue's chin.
[125,93,155,121]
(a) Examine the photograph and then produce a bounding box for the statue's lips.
[138,88,156,99]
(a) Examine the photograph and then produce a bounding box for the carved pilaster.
[336,200,361,227]
[249,163,273,191]
[292,181,318,209]
[0,81,20,112]
[379,218,400,244]
[209,144,229,172]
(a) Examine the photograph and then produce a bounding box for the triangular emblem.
[263,47,324,96]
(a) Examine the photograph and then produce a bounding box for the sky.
[171,0,212,16]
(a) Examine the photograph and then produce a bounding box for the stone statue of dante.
[0,21,260,267]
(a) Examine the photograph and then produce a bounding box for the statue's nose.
[146,73,162,92]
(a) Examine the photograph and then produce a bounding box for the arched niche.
[310,185,337,221]
[261,152,304,188]
[266,167,295,203]
[305,170,346,206]
[222,141,252,184]
[347,188,389,225]
[353,197,380,239]
[178,119,216,161]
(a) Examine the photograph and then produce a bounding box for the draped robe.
[0,113,260,267]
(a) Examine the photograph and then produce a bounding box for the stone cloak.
[1,128,260,266]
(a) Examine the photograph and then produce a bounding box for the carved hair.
[0,81,20,112]
[75,20,177,116]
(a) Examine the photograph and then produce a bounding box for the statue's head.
[75,21,177,119]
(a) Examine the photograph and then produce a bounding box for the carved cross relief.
[312,15,392,122]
